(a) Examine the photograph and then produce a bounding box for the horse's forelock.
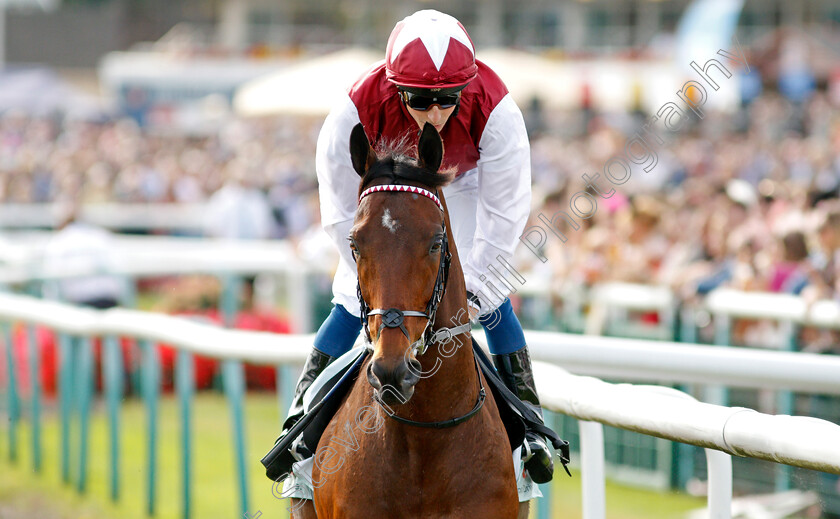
[359,136,455,192]
[375,135,414,162]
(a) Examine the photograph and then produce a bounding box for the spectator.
[806,208,840,300]
[202,159,274,240]
[768,231,810,294]
[41,202,126,309]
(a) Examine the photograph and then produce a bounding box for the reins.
[378,357,486,429]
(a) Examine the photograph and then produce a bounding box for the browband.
[359,184,443,212]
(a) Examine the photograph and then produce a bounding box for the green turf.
[0,393,706,519]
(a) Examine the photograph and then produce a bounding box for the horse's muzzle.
[367,358,421,405]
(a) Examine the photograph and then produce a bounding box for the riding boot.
[278,348,335,459]
[492,346,555,484]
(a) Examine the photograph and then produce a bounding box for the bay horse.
[291,123,525,518]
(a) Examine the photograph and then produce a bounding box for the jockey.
[280,9,555,483]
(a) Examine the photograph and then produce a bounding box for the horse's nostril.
[371,360,388,381]
[367,362,383,390]
[369,358,420,394]
[405,359,422,382]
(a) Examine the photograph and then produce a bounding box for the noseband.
[355,184,470,355]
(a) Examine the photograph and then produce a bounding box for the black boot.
[493,346,554,484]
[263,348,334,481]
[282,348,335,432]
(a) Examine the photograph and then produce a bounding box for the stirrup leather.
[262,348,335,481]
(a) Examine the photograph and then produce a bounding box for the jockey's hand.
[468,303,480,324]
[466,290,481,324]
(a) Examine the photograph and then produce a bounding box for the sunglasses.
[399,90,461,111]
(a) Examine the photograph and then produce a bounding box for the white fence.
[0,203,207,233]
[1,291,839,518]
[0,233,325,333]
[0,234,310,282]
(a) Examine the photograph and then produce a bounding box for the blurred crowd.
[523,91,840,309]
[0,111,322,241]
[1,89,839,312]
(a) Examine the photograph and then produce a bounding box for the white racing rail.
[0,234,314,283]
[0,234,327,334]
[0,203,208,232]
[706,288,840,329]
[1,292,839,518]
[526,331,840,395]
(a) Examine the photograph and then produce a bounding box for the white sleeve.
[464,94,532,313]
[315,95,365,315]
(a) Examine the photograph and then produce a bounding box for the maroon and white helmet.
[385,10,477,90]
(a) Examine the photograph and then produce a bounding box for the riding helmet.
[385,10,478,90]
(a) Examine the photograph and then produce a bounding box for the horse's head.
[349,122,455,406]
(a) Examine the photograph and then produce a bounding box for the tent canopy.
[0,66,105,118]
[233,48,382,117]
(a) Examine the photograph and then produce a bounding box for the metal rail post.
[26,324,42,472]
[2,323,20,463]
[177,349,194,519]
[707,313,731,405]
[104,335,123,502]
[775,321,796,492]
[76,336,94,494]
[140,339,160,516]
[224,359,249,517]
[58,333,74,482]
[579,420,606,519]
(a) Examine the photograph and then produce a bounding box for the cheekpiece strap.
[427,322,472,346]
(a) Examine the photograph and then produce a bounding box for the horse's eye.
[430,239,443,253]
[348,237,360,259]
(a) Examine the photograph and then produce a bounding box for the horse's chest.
[314,456,512,519]
[313,406,517,518]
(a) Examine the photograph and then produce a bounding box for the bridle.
[354,182,483,429]
[355,183,471,356]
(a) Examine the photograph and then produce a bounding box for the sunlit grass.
[1,393,706,519]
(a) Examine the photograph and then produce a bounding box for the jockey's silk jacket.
[315,59,532,316]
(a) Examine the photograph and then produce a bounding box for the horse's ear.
[350,123,376,177]
[417,122,443,173]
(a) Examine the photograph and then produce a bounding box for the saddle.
[261,338,570,481]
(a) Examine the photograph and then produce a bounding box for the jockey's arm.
[315,96,366,317]
[467,94,532,315]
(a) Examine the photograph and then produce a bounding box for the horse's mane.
[359,135,456,192]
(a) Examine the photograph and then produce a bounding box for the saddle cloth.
[265,338,569,502]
